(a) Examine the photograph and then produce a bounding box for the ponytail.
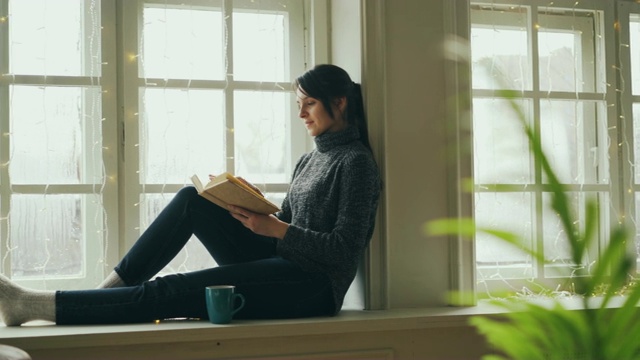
[349,82,373,153]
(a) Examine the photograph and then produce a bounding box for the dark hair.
[294,64,373,153]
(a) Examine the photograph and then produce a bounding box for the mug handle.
[231,293,246,316]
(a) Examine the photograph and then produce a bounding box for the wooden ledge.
[0,307,491,351]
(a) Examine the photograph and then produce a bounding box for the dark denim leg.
[56,257,335,325]
[115,186,276,285]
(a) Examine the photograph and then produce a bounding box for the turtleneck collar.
[314,126,360,153]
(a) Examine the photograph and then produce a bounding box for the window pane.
[234,91,288,183]
[141,4,224,80]
[631,14,640,96]
[140,88,225,184]
[538,31,580,92]
[473,98,532,184]
[470,5,531,91]
[538,11,598,93]
[233,11,287,82]
[475,192,534,280]
[264,192,285,210]
[8,0,101,76]
[635,103,640,183]
[10,194,102,279]
[540,100,608,185]
[635,190,640,271]
[140,194,216,276]
[10,85,103,185]
[542,192,607,278]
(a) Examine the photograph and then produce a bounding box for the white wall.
[330,0,366,311]
[385,0,451,308]
[330,0,362,82]
[329,0,455,309]
[362,0,453,308]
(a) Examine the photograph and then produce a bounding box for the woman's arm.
[276,153,381,269]
[228,206,290,239]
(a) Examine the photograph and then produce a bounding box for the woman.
[0,64,381,326]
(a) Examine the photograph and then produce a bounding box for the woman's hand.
[236,176,264,197]
[228,205,289,239]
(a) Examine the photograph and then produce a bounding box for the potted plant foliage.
[427,90,640,360]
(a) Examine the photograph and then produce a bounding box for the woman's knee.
[177,186,198,198]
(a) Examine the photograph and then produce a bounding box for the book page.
[190,175,205,192]
[190,173,280,214]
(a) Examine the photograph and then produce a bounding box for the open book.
[190,172,281,215]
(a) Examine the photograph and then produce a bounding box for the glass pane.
[542,192,606,278]
[264,192,285,210]
[538,11,598,93]
[10,194,101,279]
[140,193,217,276]
[233,11,287,82]
[234,91,288,183]
[635,190,640,271]
[475,192,534,280]
[141,3,224,80]
[631,14,640,96]
[473,98,532,184]
[635,103,640,183]
[8,0,101,77]
[471,6,531,91]
[538,31,580,92]
[10,85,103,185]
[140,88,225,184]
[540,100,608,185]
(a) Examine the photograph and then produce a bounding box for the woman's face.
[296,87,346,137]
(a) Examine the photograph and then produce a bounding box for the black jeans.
[56,187,335,325]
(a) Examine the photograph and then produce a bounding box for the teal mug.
[205,285,246,324]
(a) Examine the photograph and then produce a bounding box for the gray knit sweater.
[275,125,381,314]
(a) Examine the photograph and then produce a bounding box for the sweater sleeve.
[276,153,380,272]
[275,154,309,224]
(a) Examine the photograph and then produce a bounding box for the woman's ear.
[333,96,347,113]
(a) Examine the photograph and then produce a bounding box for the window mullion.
[223,0,234,173]
[529,5,547,281]
[120,0,144,254]
[99,0,120,281]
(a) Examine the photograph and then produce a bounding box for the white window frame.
[0,0,329,292]
[0,0,119,290]
[448,0,640,298]
[118,0,315,258]
[618,0,640,269]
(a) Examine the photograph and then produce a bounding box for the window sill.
[0,298,605,359]
[0,306,496,358]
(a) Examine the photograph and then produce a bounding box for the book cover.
[190,172,281,215]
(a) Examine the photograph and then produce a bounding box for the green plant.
[426,90,640,360]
